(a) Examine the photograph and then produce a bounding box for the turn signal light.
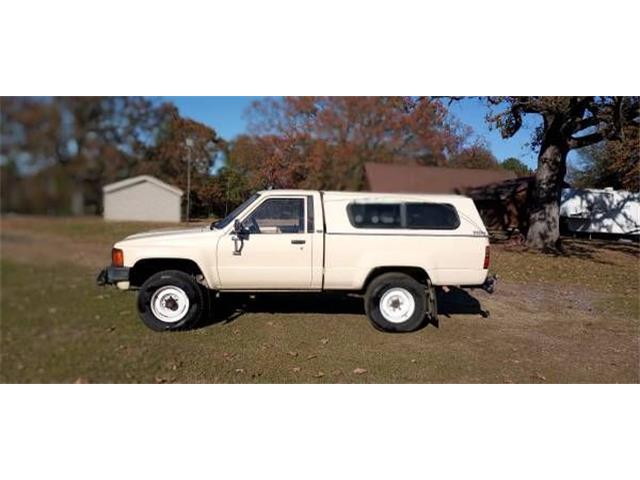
[112,248,124,267]
[483,245,490,269]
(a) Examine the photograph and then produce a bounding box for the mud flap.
[482,274,497,294]
[426,278,438,324]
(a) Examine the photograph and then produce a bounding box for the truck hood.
[124,226,209,241]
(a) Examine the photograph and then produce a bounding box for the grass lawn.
[1,216,638,383]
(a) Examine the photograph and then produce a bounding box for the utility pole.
[185,138,194,223]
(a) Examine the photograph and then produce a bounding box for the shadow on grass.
[198,287,489,330]
[491,234,639,265]
[437,287,490,320]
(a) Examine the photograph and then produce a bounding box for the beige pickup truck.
[98,190,495,332]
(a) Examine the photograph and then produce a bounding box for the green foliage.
[570,127,639,191]
[500,157,532,177]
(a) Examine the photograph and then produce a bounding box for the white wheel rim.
[150,286,190,323]
[379,288,416,323]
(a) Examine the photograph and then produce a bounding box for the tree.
[245,96,464,190]
[140,104,224,217]
[1,96,168,213]
[1,97,224,216]
[449,142,499,169]
[483,96,639,250]
[571,124,639,191]
[501,157,532,177]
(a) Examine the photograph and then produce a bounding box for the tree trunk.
[526,129,568,250]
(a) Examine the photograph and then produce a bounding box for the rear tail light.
[483,245,490,269]
[112,248,124,267]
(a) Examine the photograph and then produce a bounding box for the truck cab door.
[216,196,314,290]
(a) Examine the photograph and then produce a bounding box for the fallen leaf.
[320,338,329,345]
[353,368,367,375]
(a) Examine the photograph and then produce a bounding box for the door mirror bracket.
[232,219,250,255]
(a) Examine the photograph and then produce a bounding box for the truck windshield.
[211,193,260,230]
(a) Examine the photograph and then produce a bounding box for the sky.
[163,97,572,170]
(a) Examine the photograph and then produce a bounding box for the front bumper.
[96,266,130,286]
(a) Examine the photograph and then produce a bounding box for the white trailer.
[560,187,640,237]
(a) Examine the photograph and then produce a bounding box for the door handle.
[291,240,306,245]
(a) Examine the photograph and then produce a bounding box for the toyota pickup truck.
[97,190,495,332]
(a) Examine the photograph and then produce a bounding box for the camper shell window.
[347,202,460,230]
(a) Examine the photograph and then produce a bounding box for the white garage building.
[103,175,183,223]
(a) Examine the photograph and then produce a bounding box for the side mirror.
[233,219,250,240]
[232,219,249,256]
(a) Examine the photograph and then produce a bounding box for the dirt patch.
[1,228,110,268]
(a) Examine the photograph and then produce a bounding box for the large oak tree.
[483,96,639,250]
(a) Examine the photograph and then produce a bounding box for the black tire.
[364,273,427,333]
[137,270,206,332]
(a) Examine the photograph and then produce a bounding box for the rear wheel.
[137,270,206,331]
[365,273,427,332]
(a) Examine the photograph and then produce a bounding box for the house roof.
[103,175,183,197]
[364,163,517,194]
[465,176,533,201]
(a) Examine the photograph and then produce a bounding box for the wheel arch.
[129,258,209,288]
[362,266,431,292]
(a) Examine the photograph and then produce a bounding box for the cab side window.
[347,202,459,230]
[243,198,305,234]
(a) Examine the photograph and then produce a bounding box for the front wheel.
[137,270,207,331]
[364,273,427,332]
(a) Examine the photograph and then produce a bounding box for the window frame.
[346,201,460,231]
[241,196,307,235]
